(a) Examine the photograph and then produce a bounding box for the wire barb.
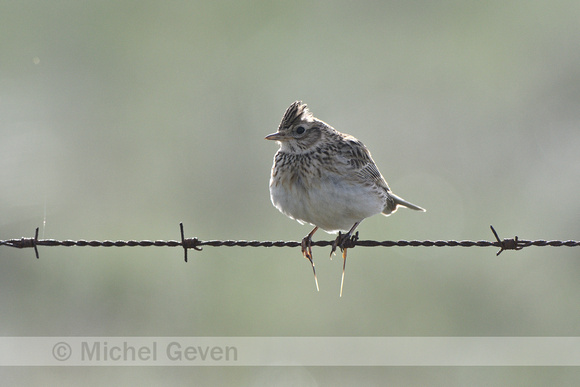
[2,227,40,258]
[180,222,202,262]
[33,227,39,259]
[490,225,525,256]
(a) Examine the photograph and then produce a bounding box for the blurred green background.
[1,0,580,385]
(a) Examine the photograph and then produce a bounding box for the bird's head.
[265,101,324,152]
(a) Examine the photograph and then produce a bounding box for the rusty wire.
[1,224,578,261]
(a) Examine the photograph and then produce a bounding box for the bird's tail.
[383,193,426,215]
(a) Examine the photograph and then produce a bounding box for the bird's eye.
[295,126,305,135]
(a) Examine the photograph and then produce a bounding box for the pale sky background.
[1,1,580,385]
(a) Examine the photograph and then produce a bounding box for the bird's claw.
[330,231,358,297]
[301,234,319,292]
[301,237,313,262]
[300,228,358,295]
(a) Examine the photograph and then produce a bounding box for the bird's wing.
[336,137,391,192]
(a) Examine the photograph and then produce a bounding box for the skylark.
[266,101,425,295]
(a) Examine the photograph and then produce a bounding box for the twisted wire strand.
[1,224,578,261]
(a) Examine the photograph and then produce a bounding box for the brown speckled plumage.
[266,101,425,295]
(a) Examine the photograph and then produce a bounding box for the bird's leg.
[301,226,319,292]
[330,222,361,297]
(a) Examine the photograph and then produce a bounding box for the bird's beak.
[264,132,287,141]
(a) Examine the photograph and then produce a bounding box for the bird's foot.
[330,231,359,257]
[301,233,319,292]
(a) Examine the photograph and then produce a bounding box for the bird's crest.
[279,101,312,130]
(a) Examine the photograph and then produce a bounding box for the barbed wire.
[1,224,578,261]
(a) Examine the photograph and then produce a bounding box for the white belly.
[270,175,385,233]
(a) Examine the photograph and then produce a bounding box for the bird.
[265,101,425,296]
